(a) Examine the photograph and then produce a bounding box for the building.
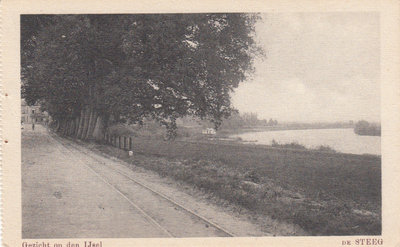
[21,99,48,124]
[202,128,216,135]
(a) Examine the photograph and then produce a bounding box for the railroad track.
[50,133,235,238]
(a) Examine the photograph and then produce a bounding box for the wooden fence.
[104,133,134,151]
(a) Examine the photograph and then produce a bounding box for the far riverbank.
[217,125,355,137]
[227,128,381,156]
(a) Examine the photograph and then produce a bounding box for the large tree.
[21,14,262,140]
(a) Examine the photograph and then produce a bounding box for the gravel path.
[22,125,269,238]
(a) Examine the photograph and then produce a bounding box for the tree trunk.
[83,108,93,139]
[55,120,60,132]
[85,109,97,140]
[73,117,80,136]
[57,120,62,133]
[69,120,73,136]
[71,120,75,136]
[89,111,98,139]
[63,120,69,136]
[79,106,91,139]
[60,119,67,135]
[64,120,69,136]
[76,108,85,138]
[92,115,108,142]
[83,109,93,140]
[68,119,75,136]
[65,120,70,136]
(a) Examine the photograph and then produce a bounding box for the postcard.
[1,0,400,246]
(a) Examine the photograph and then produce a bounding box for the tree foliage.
[354,120,381,136]
[22,14,262,140]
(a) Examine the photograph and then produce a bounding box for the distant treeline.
[279,121,354,130]
[177,114,359,131]
[177,112,278,130]
[220,112,278,129]
[222,116,357,130]
[354,120,381,136]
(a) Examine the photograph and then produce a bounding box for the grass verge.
[89,137,381,236]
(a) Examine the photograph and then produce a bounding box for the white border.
[2,0,399,246]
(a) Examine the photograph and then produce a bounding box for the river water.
[230,128,381,155]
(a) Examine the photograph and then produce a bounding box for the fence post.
[118,136,121,149]
[129,137,132,150]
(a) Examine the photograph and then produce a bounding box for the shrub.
[316,145,336,153]
[271,140,307,150]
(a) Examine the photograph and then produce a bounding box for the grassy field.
[89,136,381,236]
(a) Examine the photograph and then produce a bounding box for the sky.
[232,12,380,123]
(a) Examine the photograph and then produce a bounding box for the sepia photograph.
[1,0,400,246]
[20,12,381,238]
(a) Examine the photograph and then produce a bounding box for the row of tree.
[219,112,278,129]
[22,14,262,140]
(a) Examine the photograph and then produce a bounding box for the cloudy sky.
[232,12,380,123]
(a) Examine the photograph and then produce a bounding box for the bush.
[271,139,307,150]
[316,145,336,153]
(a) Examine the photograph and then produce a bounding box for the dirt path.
[22,125,270,238]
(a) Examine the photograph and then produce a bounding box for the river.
[230,128,381,155]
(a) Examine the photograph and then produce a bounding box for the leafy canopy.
[22,14,263,136]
